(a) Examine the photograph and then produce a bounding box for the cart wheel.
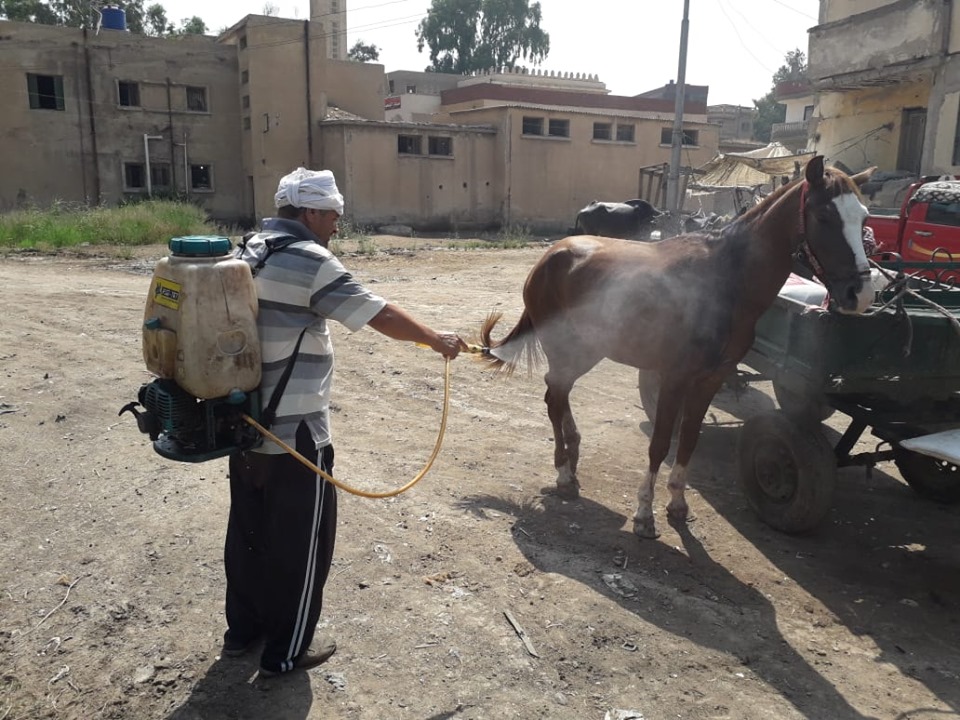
[773,381,834,423]
[737,411,837,533]
[893,449,960,504]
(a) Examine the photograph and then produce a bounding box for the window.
[616,124,635,142]
[243,116,251,130]
[660,127,700,146]
[405,84,417,94]
[428,136,452,156]
[925,201,960,227]
[803,105,815,121]
[186,86,208,112]
[548,119,570,138]
[26,73,64,111]
[241,70,249,84]
[398,135,422,155]
[190,164,213,191]
[740,121,752,133]
[522,116,544,136]
[239,35,247,50]
[388,79,395,94]
[242,95,250,109]
[593,122,612,141]
[117,80,140,107]
[150,163,171,189]
[124,162,145,190]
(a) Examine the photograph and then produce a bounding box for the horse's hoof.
[555,482,580,500]
[632,518,660,539]
[666,505,689,522]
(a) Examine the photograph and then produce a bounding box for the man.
[227,167,464,678]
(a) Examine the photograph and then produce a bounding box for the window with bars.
[124,163,145,190]
[398,135,422,155]
[27,73,64,111]
[522,116,544,136]
[548,119,570,138]
[186,86,208,112]
[190,164,213,191]
[660,127,699,146]
[428,136,452,156]
[117,81,140,107]
[593,123,612,141]
[616,124,635,142]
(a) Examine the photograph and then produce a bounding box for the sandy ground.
[1,238,959,720]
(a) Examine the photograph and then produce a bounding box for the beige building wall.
[819,0,899,24]
[221,14,385,221]
[310,0,347,60]
[814,81,931,171]
[317,120,501,230]
[0,21,244,219]
[442,106,718,230]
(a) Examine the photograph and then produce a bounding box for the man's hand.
[430,332,467,359]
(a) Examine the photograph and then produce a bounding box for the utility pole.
[666,0,691,221]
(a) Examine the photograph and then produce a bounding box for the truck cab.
[869,180,960,264]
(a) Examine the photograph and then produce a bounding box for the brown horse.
[481,156,875,539]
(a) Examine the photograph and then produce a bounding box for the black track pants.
[224,422,337,673]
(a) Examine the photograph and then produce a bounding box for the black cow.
[573,199,662,240]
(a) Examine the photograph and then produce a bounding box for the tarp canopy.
[694,142,815,189]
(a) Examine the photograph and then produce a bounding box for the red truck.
[867,178,960,265]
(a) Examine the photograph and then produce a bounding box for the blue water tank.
[100,5,127,31]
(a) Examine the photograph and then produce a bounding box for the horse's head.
[800,156,876,314]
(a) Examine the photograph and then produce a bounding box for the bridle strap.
[795,181,828,278]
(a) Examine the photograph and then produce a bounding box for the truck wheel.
[738,411,837,533]
[773,381,834,423]
[893,449,960,504]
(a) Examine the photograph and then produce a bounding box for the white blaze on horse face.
[832,192,870,273]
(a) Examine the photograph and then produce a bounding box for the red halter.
[796,181,827,279]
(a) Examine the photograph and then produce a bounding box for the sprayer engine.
[120,380,262,462]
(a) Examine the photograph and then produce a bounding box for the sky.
[158,0,819,107]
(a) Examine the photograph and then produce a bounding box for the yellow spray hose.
[240,342,486,499]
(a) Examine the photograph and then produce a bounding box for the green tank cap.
[168,236,232,257]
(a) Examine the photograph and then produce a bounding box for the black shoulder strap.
[260,326,309,430]
[238,232,303,278]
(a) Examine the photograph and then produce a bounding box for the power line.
[768,0,818,22]
[715,0,775,75]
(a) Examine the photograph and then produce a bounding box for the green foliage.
[753,48,806,143]
[0,0,209,36]
[348,39,380,63]
[415,0,549,74]
[0,201,215,250]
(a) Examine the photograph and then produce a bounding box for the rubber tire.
[773,381,834,423]
[737,410,837,534]
[894,448,960,504]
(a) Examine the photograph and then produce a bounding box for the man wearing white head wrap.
[228,168,465,679]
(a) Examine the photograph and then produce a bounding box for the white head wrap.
[274,167,344,215]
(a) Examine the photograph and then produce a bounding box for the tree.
[176,15,206,35]
[753,48,807,143]
[144,2,172,35]
[348,39,380,62]
[262,1,278,16]
[415,0,549,75]
[0,0,196,36]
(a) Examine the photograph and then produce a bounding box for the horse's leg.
[666,372,728,522]
[542,347,601,500]
[633,373,686,539]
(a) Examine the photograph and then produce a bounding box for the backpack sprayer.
[119,236,264,462]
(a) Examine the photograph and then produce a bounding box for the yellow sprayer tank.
[142,236,261,399]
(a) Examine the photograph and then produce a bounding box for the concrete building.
[311,0,347,61]
[808,0,960,175]
[772,81,816,153]
[707,104,763,153]
[1,6,717,233]
[0,20,245,220]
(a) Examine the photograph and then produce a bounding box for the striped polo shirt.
[236,218,386,453]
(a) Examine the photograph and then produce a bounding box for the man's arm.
[367,303,464,359]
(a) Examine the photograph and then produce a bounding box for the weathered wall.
[0,21,244,220]
[810,0,945,83]
[813,81,930,170]
[317,120,501,231]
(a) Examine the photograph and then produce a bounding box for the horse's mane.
[734,177,802,226]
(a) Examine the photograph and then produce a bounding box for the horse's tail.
[480,310,542,375]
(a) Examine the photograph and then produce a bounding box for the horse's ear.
[805,155,826,186]
[851,166,877,186]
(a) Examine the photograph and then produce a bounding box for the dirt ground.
[1,237,959,720]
